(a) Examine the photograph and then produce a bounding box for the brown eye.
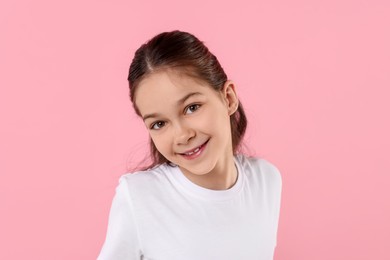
[184,104,200,114]
[150,121,165,130]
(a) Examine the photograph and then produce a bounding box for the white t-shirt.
[97,154,282,260]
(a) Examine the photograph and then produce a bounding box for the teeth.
[185,146,200,155]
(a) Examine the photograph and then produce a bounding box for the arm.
[97,176,143,260]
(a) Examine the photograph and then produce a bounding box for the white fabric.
[97,154,282,260]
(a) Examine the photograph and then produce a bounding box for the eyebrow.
[142,92,203,121]
[177,92,202,105]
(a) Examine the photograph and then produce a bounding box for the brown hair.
[128,30,247,169]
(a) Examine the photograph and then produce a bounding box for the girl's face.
[134,69,239,176]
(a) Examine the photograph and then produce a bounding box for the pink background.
[1,0,389,259]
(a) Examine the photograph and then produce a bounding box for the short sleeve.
[272,167,282,247]
[97,176,143,260]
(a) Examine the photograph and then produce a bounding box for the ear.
[221,80,239,116]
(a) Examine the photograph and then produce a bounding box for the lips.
[183,146,201,156]
[179,139,209,157]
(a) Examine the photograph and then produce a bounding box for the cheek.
[199,108,231,134]
[150,133,171,154]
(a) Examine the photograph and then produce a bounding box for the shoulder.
[120,163,170,181]
[235,154,282,186]
[116,163,175,197]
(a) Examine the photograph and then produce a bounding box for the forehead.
[134,69,217,114]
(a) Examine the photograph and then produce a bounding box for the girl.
[97,30,282,260]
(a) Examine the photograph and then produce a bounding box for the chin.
[178,160,216,176]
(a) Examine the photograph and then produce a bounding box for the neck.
[180,155,238,190]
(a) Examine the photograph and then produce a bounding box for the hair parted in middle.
[128,30,247,169]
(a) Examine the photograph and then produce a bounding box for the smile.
[179,139,209,159]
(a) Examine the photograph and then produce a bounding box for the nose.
[174,121,195,145]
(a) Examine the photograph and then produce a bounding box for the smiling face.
[134,68,239,177]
